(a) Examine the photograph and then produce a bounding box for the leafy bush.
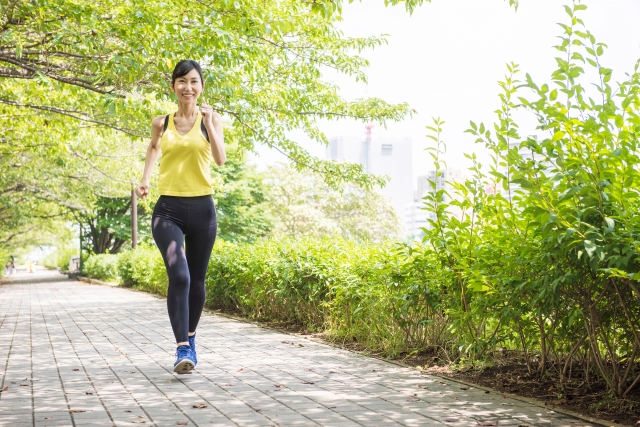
[116,244,166,292]
[115,237,449,357]
[420,3,640,398]
[83,254,119,282]
[41,246,78,270]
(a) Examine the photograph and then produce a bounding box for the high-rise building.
[327,134,413,218]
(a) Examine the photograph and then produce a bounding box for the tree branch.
[0,98,147,138]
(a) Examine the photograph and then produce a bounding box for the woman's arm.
[134,116,165,198]
[201,100,226,166]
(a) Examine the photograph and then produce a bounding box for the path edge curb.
[77,276,119,287]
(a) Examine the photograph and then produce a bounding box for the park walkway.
[0,270,598,427]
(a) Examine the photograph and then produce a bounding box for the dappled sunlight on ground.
[0,270,595,426]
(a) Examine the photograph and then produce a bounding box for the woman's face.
[171,68,203,102]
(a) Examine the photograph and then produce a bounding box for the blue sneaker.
[173,345,195,374]
[188,334,197,365]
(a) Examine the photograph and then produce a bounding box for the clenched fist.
[134,183,149,199]
[200,99,220,127]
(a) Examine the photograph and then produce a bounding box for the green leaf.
[551,130,565,142]
[584,240,596,258]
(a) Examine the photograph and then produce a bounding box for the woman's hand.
[135,183,149,199]
[200,99,221,127]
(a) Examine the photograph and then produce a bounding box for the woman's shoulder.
[151,114,169,130]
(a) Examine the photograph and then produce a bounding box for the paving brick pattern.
[0,270,597,427]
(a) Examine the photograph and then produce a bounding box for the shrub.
[83,254,119,282]
[117,244,166,292]
[115,236,449,357]
[41,246,78,270]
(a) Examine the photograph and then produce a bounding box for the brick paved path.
[0,270,597,427]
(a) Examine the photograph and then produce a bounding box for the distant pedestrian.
[7,255,15,276]
[135,60,225,374]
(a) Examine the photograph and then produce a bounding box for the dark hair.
[171,60,204,85]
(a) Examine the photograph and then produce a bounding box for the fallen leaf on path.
[44,417,51,420]
[301,381,315,384]
[132,420,145,424]
[177,422,188,426]
[129,371,138,374]
[484,391,490,394]
[222,383,234,387]
[329,371,337,374]
[192,404,207,409]
[304,368,314,371]
[0,386,8,392]
[478,422,498,426]
[19,384,28,386]
[438,381,448,385]
[236,368,244,372]
[406,398,420,402]
[281,341,290,344]
[517,425,529,427]
[69,409,86,413]
[72,368,80,371]
[460,387,468,390]
[298,344,304,347]
[124,410,132,413]
[274,383,284,388]
[328,406,336,409]
[445,418,461,423]
[85,392,93,395]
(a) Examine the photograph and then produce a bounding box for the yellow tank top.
[158,112,213,197]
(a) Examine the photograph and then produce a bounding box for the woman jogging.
[135,60,226,374]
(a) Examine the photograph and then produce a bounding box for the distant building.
[405,201,433,240]
[327,134,413,219]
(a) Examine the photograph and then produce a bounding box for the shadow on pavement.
[1,268,70,285]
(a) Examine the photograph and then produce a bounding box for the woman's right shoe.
[173,345,195,374]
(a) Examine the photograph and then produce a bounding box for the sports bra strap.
[162,114,209,142]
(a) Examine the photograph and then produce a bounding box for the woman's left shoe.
[188,334,197,365]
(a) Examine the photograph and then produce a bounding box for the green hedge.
[82,254,119,282]
[89,237,448,356]
[42,246,78,270]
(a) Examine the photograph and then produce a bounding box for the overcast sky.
[251,0,640,184]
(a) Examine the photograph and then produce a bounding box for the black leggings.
[152,195,217,344]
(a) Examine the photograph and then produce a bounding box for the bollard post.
[131,189,138,249]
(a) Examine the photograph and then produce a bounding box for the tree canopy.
[0,0,518,249]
